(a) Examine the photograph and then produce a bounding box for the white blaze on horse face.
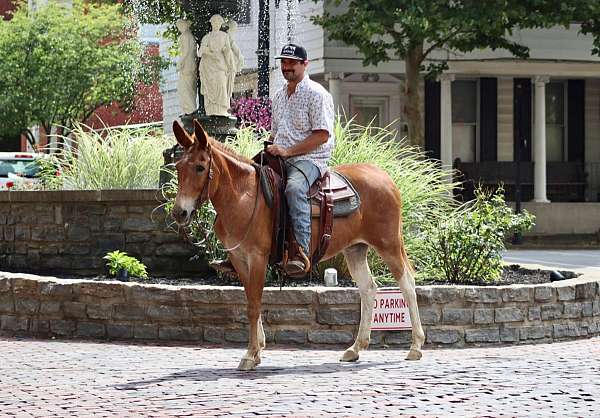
[174,193,196,225]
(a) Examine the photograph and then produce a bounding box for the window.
[349,96,389,127]
[451,80,478,162]
[546,82,565,162]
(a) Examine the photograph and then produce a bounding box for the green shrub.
[37,122,173,190]
[103,250,148,279]
[417,186,535,284]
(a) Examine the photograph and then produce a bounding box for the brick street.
[0,336,598,417]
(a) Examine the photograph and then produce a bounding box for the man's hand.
[266,144,289,158]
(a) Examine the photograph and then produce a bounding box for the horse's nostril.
[181,210,187,219]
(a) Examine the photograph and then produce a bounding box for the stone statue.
[225,19,244,100]
[198,14,236,116]
[176,19,197,115]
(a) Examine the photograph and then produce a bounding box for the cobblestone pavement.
[0,336,598,417]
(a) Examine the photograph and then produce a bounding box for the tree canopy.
[0,0,167,145]
[312,0,600,146]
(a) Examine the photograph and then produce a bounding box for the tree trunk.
[404,43,424,147]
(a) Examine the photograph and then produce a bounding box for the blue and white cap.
[274,43,308,61]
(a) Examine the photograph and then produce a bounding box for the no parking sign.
[371,288,412,330]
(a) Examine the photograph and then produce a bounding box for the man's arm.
[267,129,328,158]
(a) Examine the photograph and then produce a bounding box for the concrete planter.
[1,272,598,347]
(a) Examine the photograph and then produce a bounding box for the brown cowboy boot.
[284,246,311,277]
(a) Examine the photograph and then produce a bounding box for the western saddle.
[253,144,360,276]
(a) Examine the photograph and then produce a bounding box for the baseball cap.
[274,43,308,61]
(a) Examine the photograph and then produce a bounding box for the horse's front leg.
[236,256,268,371]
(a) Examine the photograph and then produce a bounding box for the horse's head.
[171,119,214,226]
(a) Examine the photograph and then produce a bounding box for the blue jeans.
[285,160,321,255]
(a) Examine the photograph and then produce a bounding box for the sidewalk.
[1,336,598,417]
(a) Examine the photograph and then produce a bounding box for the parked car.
[0,152,43,190]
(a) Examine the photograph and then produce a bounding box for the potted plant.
[103,250,148,282]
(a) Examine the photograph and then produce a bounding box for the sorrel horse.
[172,120,424,371]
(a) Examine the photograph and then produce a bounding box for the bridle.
[177,146,261,253]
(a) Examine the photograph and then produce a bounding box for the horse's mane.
[209,137,255,166]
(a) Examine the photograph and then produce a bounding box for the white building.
[161,1,600,235]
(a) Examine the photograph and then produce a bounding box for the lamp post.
[257,0,270,97]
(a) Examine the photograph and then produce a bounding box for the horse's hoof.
[340,349,359,362]
[237,357,257,371]
[405,349,422,361]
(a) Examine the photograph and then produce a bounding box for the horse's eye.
[195,165,205,174]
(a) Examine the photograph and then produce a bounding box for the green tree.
[312,0,600,147]
[0,0,168,147]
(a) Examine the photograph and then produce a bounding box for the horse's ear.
[173,120,194,149]
[193,119,210,150]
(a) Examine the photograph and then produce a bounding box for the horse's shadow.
[114,360,390,391]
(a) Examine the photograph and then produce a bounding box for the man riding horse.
[215,43,335,277]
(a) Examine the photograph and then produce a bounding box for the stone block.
[0,295,14,313]
[29,319,50,334]
[474,309,494,324]
[317,308,360,325]
[178,287,247,305]
[106,324,133,339]
[576,282,597,300]
[12,278,39,296]
[127,286,178,305]
[541,303,563,320]
[158,326,202,341]
[63,302,87,319]
[266,308,313,325]
[50,319,76,336]
[315,289,359,305]
[582,302,593,317]
[126,233,154,243]
[442,308,473,325]
[0,278,10,293]
[3,225,14,241]
[308,330,353,344]
[40,301,61,315]
[147,305,190,321]
[123,217,158,232]
[519,325,552,340]
[31,225,64,242]
[427,329,463,344]
[113,304,146,321]
[14,225,30,240]
[419,308,441,325]
[429,287,465,304]
[1,315,28,331]
[15,298,40,315]
[528,307,541,321]
[103,217,122,232]
[464,288,499,303]
[563,302,583,319]
[87,304,113,320]
[553,323,587,339]
[494,307,524,323]
[593,300,600,316]
[465,328,500,343]
[134,324,158,340]
[534,286,554,302]
[224,328,248,343]
[500,327,519,342]
[502,287,531,302]
[204,327,225,343]
[191,306,245,324]
[77,322,106,338]
[40,282,73,299]
[155,243,194,257]
[557,285,576,301]
[274,329,307,344]
[63,245,90,255]
[74,282,123,299]
[383,331,412,346]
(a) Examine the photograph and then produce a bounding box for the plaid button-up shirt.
[271,74,335,174]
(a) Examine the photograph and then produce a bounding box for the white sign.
[371,288,412,330]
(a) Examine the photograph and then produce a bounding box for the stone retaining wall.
[0,190,205,276]
[1,272,598,347]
